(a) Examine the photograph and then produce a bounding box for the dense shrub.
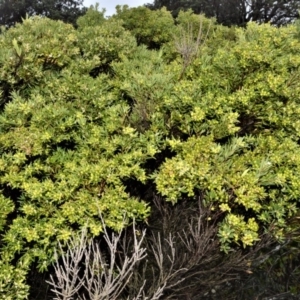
[0,6,300,299]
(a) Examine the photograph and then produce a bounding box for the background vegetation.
[146,0,300,26]
[0,0,87,27]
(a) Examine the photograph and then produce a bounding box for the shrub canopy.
[1,6,300,298]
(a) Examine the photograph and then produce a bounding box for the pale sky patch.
[83,0,151,17]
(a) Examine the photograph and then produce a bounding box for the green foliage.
[1,8,300,298]
[0,18,79,102]
[111,45,175,133]
[0,16,152,298]
[0,260,30,300]
[76,18,137,67]
[76,3,106,29]
[154,21,300,251]
[113,5,175,48]
[176,9,216,32]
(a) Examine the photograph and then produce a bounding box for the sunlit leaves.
[0,15,153,297]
